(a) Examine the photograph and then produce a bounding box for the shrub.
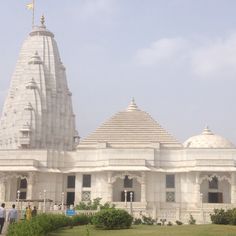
[210,208,235,225]
[142,215,156,225]
[100,202,115,210]
[75,198,115,210]
[71,214,92,226]
[167,221,173,226]
[92,208,133,229]
[176,220,183,225]
[133,218,142,225]
[7,213,72,236]
[228,208,236,225]
[189,214,196,225]
[160,218,166,226]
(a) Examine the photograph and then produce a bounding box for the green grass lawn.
[48,224,236,236]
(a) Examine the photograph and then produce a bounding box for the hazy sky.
[0,0,236,144]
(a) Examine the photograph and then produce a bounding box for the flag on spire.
[26,2,34,10]
[26,0,35,28]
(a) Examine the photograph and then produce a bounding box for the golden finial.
[41,15,45,25]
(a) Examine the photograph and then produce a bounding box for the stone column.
[107,172,113,202]
[141,172,146,203]
[195,172,201,207]
[231,172,236,204]
[27,172,35,200]
[74,173,82,204]
[176,207,180,221]
[0,178,6,202]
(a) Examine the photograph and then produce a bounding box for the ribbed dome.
[184,127,235,149]
[79,99,181,148]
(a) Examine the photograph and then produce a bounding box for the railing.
[202,203,236,209]
[19,137,30,145]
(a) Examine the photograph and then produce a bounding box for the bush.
[210,209,229,225]
[76,198,101,210]
[160,218,166,226]
[210,208,236,225]
[75,198,115,210]
[228,208,236,225]
[92,208,133,229]
[189,214,196,225]
[100,202,115,210]
[7,213,72,236]
[176,220,183,225]
[142,215,156,225]
[167,221,173,226]
[133,218,142,225]
[71,214,92,226]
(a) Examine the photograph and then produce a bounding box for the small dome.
[184,127,235,149]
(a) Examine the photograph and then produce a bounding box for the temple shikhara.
[0,17,236,223]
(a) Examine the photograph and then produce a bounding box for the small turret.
[127,98,139,112]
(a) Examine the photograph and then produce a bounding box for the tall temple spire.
[0,19,77,150]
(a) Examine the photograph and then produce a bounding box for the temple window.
[166,174,175,202]
[82,174,91,187]
[20,179,27,188]
[67,175,75,188]
[166,174,175,188]
[18,178,27,200]
[124,175,133,188]
[209,176,218,189]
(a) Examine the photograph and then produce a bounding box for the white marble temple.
[0,19,236,224]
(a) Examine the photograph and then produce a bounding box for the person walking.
[7,204,18,224]
[0,203,6,234]
[32,206,37,217]
[26,205,32,221]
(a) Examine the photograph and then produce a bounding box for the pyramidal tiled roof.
[79,99,182,148]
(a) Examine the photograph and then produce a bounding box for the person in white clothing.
[0,203,6,234]
[7,204,18,224]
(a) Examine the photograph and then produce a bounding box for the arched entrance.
[17,177,28,200]
[110,173,142,202]
[200,174,231,203]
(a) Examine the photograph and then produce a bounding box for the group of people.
[0,203,37,234]
[22,206,37,220]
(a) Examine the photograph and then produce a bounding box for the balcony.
[19,137,30,145]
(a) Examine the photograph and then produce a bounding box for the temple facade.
[0,19,236,224]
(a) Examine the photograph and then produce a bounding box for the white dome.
[184,127,235,149]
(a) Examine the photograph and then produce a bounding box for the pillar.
[195,172,201,206]
[74,173,82,204]
[176,207,180,221]
[0,178,6,202]
[107,172,113,202]
[231,172,236,204]
[27,172,35,200]
[141,172,146,203]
